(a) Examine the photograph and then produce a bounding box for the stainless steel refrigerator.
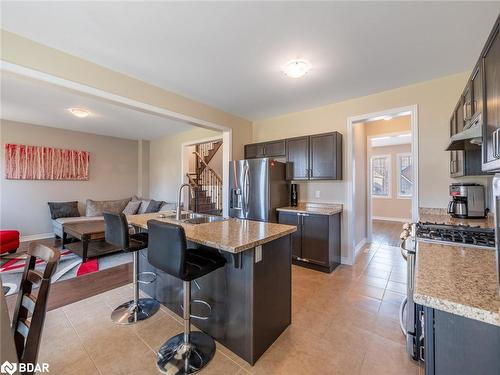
[229,158,288,222]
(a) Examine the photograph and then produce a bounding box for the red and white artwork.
[4,144,89,180]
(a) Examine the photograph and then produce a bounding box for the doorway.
[182,137,224,215]
[347,106,418,263]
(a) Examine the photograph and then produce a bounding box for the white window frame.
[370,154,391,199]
[397,152,413,199]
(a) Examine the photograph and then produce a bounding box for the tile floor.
[36,242,422,374]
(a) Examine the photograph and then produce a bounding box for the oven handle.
[399,297,408,337]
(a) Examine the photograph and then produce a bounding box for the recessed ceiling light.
[283,59,311,78]
[68,108,90,118]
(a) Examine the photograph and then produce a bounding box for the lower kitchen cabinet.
[423,307,500,375]
[278,211,341,273]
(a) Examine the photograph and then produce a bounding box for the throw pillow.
[86,198,131,216]
[138,199,151,214]
[159,202,177,212]
[122,200,142,215]
[144,199,164,213]
[47,201,80,220]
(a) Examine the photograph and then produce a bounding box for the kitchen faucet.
[176,183,193,220]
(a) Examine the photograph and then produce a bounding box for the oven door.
[400,235,418,360]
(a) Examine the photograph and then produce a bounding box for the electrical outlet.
[315,190,321,198]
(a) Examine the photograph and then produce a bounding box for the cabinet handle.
[493,130,499,159]
[496,130,500,159]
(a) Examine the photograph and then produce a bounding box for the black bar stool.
[147,220,226,374]
[103,212,160,324]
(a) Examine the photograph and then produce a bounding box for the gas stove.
[416,221,495,248]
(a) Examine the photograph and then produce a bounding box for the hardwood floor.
[3,237,131,313]
[371,220,404,247]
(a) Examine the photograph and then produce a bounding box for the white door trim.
[346,105,419,265]
[1,61,234,216]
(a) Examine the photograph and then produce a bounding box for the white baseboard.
[354,238,367,256]
[340,256,353,265]
[372,216,410,223]
[20,233,54,242]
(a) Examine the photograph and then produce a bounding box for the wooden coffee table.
[62,221,118,262]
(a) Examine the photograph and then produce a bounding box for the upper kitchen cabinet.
[244,139,286,159]
[482,16,500,171]
[246,131,343,181]
[286,132,343,180]
[285,136,309,180]
[309,132,343,180]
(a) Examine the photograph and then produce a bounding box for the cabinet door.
[263,140,286,157]
[278,212,302,258]
[310,132,342,180]
[482,21,500,170]
[471,63,483,119]
[245,143,265,159]
[286,137,309,180]
[453,103,465,177]
[301,214,329,265]
[463,83,473,125]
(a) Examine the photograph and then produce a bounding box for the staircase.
[186,140,223,215]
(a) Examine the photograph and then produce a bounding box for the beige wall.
[149,128,222,206]
[252,72,471,209]
[370,143,412,220]
[1,30,252,161]
[0,120,139,236]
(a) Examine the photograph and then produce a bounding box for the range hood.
[446,113,483,151]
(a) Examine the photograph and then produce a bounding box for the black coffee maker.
[290,184,298,207]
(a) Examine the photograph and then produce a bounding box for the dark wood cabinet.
[301,214,329,265]
[450,108,465,177]
[482,16,500,171]
[278,211,341,273]
[244,140,285,159]
[424,307,500,375]
[277,211,302,258]
[309,133,342,180]
[471,63,483,119]
[285,137,309,180]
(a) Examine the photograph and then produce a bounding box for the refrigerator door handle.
[244,164,250,210]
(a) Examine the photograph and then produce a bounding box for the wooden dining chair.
[11,242,60,368]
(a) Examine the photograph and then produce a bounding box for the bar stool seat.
[147,219,226,374]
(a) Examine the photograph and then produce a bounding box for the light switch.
[315,190,321,198]
[255,245,262,263]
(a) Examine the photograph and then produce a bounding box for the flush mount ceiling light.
[68,108,90,118]
[283,59,311,78]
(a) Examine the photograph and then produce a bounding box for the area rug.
[0,249,132,296]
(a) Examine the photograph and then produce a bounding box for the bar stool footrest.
[180,299,212,320]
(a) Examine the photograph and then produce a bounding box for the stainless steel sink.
[157,212,226,225]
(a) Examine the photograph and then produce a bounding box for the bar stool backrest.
[12,243,60,368]
[147,220,187,280]
[104,212,129,250]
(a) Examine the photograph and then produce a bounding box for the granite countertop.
[277,202,343,216]
[127,212,296,254]
[419,208,494,229]
[414,240,500,327]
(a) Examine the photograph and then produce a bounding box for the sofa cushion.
[137,200,151,214]
[47,201,80,220]
[122,200,141,215]
[86,198,131,217]
[159,202,177,212]
[144,199,164,213]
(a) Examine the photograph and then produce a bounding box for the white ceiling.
[0,73,196,140]
[2,2,500,120]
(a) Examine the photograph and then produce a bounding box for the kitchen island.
[127,212,296,365]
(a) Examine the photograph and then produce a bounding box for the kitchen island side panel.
[138,234,292,365]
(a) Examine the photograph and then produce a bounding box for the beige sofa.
[52,198,177,238]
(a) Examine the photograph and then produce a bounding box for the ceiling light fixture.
[283,59,311,78]
[384,116,393,121]
[68,108,90,118]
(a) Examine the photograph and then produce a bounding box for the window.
[371,155,391,198]
[398,153,413,198]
